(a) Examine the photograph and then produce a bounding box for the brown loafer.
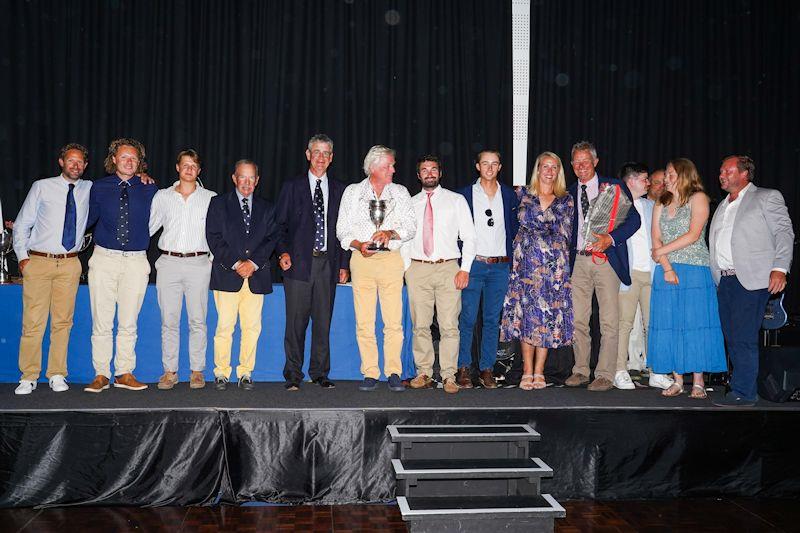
[565,373,590,387]
[409,374,434,389]
[190,371,206,389]
[457,367,473,389]
[157,371,178,390]
[479,369,497,389]
[84,375,110,393]
[443,378,459,394]
[587,376,614,392]
[114,373,148,391]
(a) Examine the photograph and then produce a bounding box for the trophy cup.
[367,199,393,251]
[78,233,93,283]
[0,229,13,284]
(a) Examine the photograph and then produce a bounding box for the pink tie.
[423,191,434,257]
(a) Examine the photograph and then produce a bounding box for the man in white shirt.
[710,155,793,407]
[149,149,217,390]
[647,169,666,203]
[12,143,91,395]
[402,155,476,394]
[336,145,416,392]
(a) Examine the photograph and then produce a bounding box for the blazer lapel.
[228,192,247,236]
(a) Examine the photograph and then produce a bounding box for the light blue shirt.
[13,175,92,259]
[308,171,329,251]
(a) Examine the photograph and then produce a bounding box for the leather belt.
[412,258,457,264]
[161,250,209,258]
[312,250,328,257]
[576,250,593,256]
[720,269,737,277]
[29,250,79,259]
[474,255,510,264]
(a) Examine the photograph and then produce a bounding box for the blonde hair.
[529,151,567,197]
[104,138,146,175]
[660,157,705,207]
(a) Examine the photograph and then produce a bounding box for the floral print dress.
[500,190,574,348]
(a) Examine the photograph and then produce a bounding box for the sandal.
[690,384,708,399]
[532,374,547,390]
[520,374,534,391]
[662,382,684,397]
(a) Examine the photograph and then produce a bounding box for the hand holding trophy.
[367,199,394,251]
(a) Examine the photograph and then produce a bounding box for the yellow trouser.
[213,279,263,379]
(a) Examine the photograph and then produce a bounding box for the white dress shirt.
[401,185,476,272]
[472,180,507,257]
[575,174,599,250]
[629,197,651,272]
[149,181,217,253]
[336,178,416,251]
[308,171,330,252]
[13,175,92,260]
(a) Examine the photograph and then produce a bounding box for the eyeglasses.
[485,209,494,227]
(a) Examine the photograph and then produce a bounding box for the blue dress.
[500,190,574,348]
[647,202,727,374]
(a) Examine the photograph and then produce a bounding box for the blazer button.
[245,250,250,255]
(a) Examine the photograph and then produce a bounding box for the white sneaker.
[613,370,635,390]
[649,373,675,390]
[14,380,37,395]
[49,375,69,392]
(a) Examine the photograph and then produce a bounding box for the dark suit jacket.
[568,176,641,286]
[206,191,279,294]
[458,181,520,259]
[275,174,350,288]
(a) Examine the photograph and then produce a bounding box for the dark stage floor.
[4,380,799,412]
[3,499,799,532]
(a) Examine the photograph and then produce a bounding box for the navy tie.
[313,179,325,252]
[117,181,130,246]
[242,197,251,234]
[62,183,76,251]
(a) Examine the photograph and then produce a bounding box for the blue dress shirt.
[87,175,158,251]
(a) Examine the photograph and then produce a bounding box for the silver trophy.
[0,230,13,284]
[367,199,394,251]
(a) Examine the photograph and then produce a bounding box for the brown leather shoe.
[409,374,434,389]
[83,375,110,393]
[565,373,590,387]
[190,371,206,389]
[456,367,473,389]
[587,376,614,392]
[479,369,497,389]
[157,371,178,390]
[114,373,148,391]
[443,377,459,394]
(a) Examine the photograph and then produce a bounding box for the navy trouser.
[717,275,770,401]
[458,261,510,371]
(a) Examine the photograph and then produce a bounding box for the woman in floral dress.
[500,151,574,390]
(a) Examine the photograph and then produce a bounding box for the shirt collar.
[308,171,328,183]
[236,190,253,204]
[579,174,599,188]
[725,182,752,204]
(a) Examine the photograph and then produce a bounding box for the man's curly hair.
[103,138,146,175]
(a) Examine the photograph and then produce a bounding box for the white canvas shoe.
[49,375,69,392]
[649,373,675,390]
[613,370,636,390]
[14,380,37,395]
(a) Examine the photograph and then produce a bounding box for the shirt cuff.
[771,268,788,274]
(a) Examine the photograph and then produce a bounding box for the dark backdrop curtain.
[1,0,798,306]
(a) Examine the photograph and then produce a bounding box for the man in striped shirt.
[149,149,217,390]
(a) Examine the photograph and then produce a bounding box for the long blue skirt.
[647,263,727,374]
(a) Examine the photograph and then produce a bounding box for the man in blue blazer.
[565,141,641,391]
[206,159,279,391]
[456,150,520,389]
[276,134,351,391]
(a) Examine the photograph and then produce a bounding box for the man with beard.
[403,155,476,394]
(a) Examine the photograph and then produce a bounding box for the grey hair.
[571,140,597,161]
[363,145,396,177]
[307,134,334,152]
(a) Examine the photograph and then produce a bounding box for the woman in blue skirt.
[648,158,727,399]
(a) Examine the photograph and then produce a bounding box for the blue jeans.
[717,275,770,401]
[458,261,510,371]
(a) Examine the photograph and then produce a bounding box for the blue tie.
[117,181,130,246]
[62,183,76,251]
[313,179,325,252]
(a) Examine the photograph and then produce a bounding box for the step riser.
[398,477,541,498]
[406,517,554,533]
[398,440,530,460]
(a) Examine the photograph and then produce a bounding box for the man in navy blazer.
[565,141,641,391]
[206,159,279,391]
[276,134,350,391]
[456,150,520,389]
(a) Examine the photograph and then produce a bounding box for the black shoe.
[285,381,300,391]
[214,376,228,391]
[359,377,378,391]
[388,373,405,392]
[312,377,335,389]
[712,392,756,408]
[238,375,254,391]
